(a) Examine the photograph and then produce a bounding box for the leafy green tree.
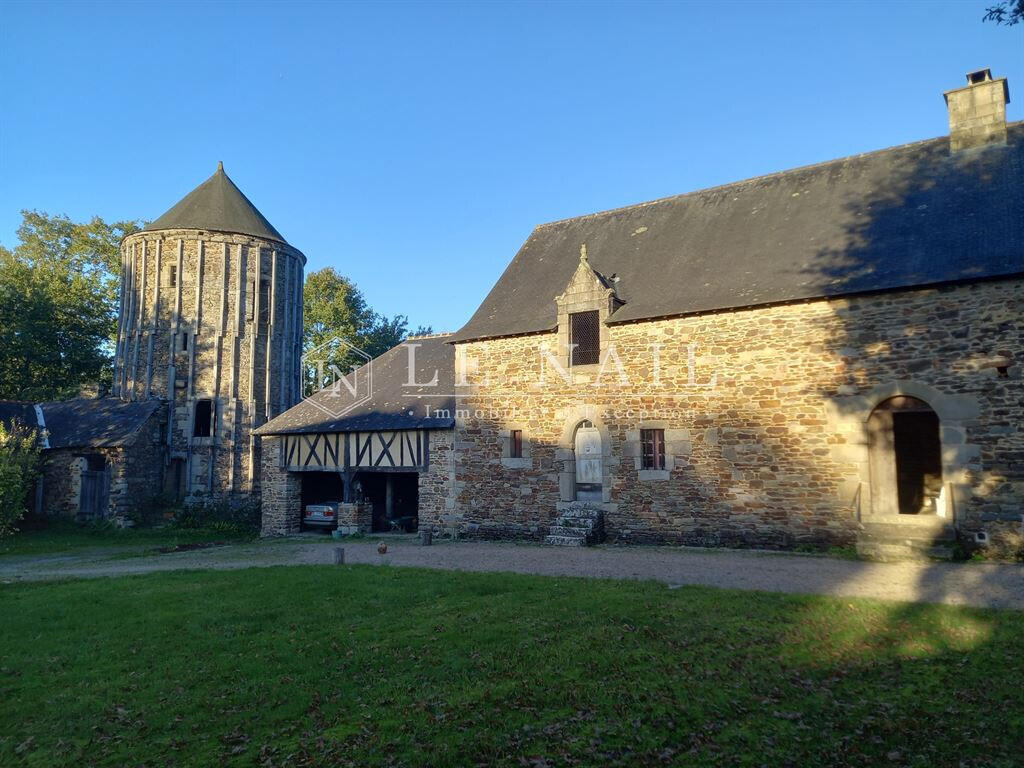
[302,267,431,373]
[983,0,1023,24]
[0,211,143,401]
[0,421,41,537]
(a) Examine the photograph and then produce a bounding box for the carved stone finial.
[217,160,224,172]
[579,243,588,265]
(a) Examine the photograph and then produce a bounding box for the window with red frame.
[640,429,665,470]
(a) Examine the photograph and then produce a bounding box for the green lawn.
[1,567,1021,767]
[0,522,252,557]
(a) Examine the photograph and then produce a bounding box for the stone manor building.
[259,70,1022,558]
[8,70,1021,559]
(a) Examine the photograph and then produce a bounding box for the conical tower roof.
[144,162,287,243]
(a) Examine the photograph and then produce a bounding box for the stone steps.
[859,520,956,542]
[545,504,605,547]
[548,525,592,538]
[856,540,957,562]
[856,517,958,562]
[545,534,587,547]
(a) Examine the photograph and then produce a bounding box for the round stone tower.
[113,163,305,497]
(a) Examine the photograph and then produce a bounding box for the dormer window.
[569,310,600,366]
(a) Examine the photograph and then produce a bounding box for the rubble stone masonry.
[452,278,1023,550]
[115,229,304,498]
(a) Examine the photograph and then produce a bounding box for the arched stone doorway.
[867,396,943,516]
[573,420,603,502]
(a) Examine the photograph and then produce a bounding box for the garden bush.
[172,497,261,536]
[0,422,41,538]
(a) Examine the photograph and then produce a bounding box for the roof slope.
[453,124,1024,343]
[40,398,162,449]
[144,163,287,244]
[257,335,456,436]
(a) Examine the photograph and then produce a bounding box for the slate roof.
[39,398,162,449]
[452,123,1024,343]
[256,335,456,435]
[144,163,289,244]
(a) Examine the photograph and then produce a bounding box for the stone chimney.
[944,69,1011,152]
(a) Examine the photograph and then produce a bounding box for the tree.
[0,421,41,538]
[983,0,1023,24]
[0,211,143,401]
[302,267,431,372]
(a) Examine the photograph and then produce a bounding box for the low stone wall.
[336,501,371,533]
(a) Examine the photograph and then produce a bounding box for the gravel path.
[2,537,1021,610]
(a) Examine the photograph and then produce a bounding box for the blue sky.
[1,1,1021,333]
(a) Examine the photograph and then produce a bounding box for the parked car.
[303,502,339,530]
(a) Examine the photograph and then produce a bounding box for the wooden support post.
[385,474,394,527]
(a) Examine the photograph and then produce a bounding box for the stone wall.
[336,501,371,533]
[116,406,169,520]
[452,278,1023,550]
[41,449,97,519]
[418,429,456,532]
[260,436,301,536]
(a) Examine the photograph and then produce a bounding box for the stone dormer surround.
[553,244,623,379]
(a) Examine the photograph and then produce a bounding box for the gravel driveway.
[2,537,1021,610]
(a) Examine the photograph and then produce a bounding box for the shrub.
[126,493,182,529]
[172,497,260,536]
[0,422,42,538]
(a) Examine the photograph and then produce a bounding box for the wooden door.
[79,470,108,520]
[867,409,898,516]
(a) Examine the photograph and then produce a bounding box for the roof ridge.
[533,124,1022,231]
[405,331,453,340]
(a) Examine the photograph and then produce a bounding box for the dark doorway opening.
[299,472,343,532]
[300,472,344,509]
[893,409,942,515]
[164,458,186,501]
[357,472,418,533]
[193,399,213,437]
[868,396,942,516]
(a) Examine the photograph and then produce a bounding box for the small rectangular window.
[641,429,665,470]
[259,279,270,325]
[167,265,178,288]
[569,310,600,366]
[178,332,189,353]
[510,430,523,459]
[193,399,213,438]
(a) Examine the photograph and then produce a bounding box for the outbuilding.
[256,334,455,536]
